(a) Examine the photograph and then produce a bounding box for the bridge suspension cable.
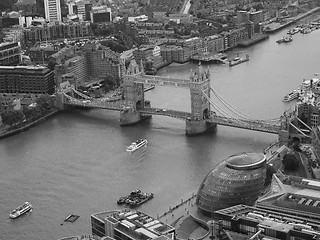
[71,88,92,100]
[210,87,257,121]
[289,122,310,137]
[210,87,282,124]
[62,92,77,101]
[203,91,243,123]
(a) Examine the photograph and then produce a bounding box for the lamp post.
[209,202,215,240]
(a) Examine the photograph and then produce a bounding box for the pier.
[190,52,227,64]
[229,54,250,67]
[144,85,155,92]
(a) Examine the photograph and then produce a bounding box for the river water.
[2,18,320,239]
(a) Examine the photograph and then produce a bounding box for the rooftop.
[92,209,175,237]
[226,152,266,170]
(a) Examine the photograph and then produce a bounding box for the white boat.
[9,202,32,219]
[283,90,299,102]
[126,139,148,152]
[287,28,300,35]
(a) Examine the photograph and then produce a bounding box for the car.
[156,108,161,112]
[162,109,168,112]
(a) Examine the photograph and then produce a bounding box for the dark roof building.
[196,152,267,216]
[0,65,54,94]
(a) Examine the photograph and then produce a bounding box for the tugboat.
[9,202,32,219]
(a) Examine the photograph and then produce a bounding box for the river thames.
[2,19,320,239]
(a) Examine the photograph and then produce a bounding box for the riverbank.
[0,109,60,139]
[263,7,320,33]
[238,34,269,47]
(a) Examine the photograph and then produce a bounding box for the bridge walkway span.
[140,108,191,120]
[133,75,190,88]
[208,115,280,134]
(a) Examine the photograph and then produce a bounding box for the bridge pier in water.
[55,92,65,110]
[185,119,216,136]
[120,107,143,126]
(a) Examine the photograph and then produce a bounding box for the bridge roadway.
[133,75,191,88]
[64,98,124,111]
[63,99,280,134]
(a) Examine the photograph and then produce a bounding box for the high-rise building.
[44,0,62,22]
[90,6,111,23]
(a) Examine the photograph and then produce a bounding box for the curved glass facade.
[196,152,266,216]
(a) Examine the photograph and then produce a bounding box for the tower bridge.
[56,59,287,136]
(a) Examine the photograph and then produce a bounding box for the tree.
[1,110,24,126]
[22,106,33,120]
[0,0,15,11]
[282,154,300,172]
[104,74,117,89]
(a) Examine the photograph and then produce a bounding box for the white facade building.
[44,0,62,22]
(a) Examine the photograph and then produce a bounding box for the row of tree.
[1,95,55,127]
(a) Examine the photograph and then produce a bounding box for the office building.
[84,43,122,80]
[90,6,112,23]
[196,152,267,216]
[214,203,320,240]
[44,0,62,22]
[91,209,175,239]
[0,65,55,94]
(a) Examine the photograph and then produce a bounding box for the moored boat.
[126,139,147,152]
[283,90,299,102]
[9,202,32,219]
[276,36,293,43]
[287,28,300,35]
[117,189,154,207]
[229,54,249,67]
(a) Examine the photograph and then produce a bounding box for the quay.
[157,192,197,226]
[263,7,320,33]
[238,34,269,47]
[0,109,60,139]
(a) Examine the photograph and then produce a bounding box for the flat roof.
[135,228,158,239]
[295,189,320,198]
[92,210,121,221]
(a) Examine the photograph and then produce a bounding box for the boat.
[9,202,32,219]
[283,90,299,102]
[126,139,147,152]
[276,36,293,43]
[287,28,300,35]
[117,189,154,207]
[117,196,127,204]
[229,54,249,67]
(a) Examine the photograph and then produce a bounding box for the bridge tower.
[120,59,147,125]
[186,63,216,135]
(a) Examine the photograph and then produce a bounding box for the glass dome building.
[196,152,267,216]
